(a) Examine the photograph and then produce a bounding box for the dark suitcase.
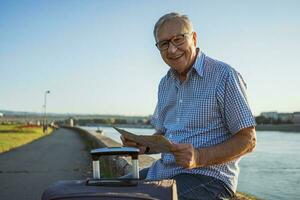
[42,147,177,200]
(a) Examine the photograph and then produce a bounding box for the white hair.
[153,12,194,41]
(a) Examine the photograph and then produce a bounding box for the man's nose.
[167,42,178,54]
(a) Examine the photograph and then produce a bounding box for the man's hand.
[171,143,202,169]
[170,127,256,168]
[120,135,147,154]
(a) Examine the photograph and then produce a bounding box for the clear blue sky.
[1,0,300,116]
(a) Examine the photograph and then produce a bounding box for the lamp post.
[43,90,50,133]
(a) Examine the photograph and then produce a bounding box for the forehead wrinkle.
[157,19,188,42]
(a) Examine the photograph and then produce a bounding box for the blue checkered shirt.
[146,52,256,192]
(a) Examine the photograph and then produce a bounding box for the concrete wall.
[66,126,155,177]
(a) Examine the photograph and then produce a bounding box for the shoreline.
[256,124,300,133]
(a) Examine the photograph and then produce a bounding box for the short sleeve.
[217,68,256,135]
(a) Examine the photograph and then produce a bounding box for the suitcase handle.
[86,178,138,187]
[90,147,140,179]
[90,147,139,160]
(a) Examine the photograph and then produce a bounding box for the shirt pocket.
[186,96,216,129]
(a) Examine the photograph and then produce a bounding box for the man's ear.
[192,32,197,47]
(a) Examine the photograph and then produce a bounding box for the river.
[81,126,300,200]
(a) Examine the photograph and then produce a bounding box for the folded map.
[113,126,172,153]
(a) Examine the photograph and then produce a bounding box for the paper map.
[113,126,172,153]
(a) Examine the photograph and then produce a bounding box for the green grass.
[0,124,53,153]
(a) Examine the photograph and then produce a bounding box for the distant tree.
[114,119,127,124]
[273,118,282,125]
[137,119,144,124]
[108,118,115,124]
[255,116,272,124]
[94,119,107,124]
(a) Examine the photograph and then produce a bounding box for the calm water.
[82,126,300,200]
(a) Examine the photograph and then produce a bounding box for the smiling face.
[156,19,197,74]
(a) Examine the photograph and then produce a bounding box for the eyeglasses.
[155,32,192,51]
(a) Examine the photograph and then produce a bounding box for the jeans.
[135,167,234,200]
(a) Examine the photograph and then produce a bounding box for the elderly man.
[122,12,256,200]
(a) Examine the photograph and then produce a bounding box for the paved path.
[0,128,92,200]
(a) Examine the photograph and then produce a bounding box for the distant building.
[107,118,114,124]
[278,113,293,123]
[261,112,278,120]
[0,113,3,117]
[69,118,74,127]
[293,112,300,124]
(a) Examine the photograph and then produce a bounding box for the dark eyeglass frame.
[155,32,193,51]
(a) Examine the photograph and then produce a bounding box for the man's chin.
[171,66,187,73]
[169,61,184,69]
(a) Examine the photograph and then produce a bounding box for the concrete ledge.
[65,126,155,177]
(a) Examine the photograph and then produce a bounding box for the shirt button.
[179,99,183,103]
[176,118,180,122]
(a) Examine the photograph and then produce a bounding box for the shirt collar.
[167,48,205,79]
[193,49,205,77]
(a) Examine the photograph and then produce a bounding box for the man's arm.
[171,126,256,169]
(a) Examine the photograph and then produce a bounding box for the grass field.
[0,124,53,153]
